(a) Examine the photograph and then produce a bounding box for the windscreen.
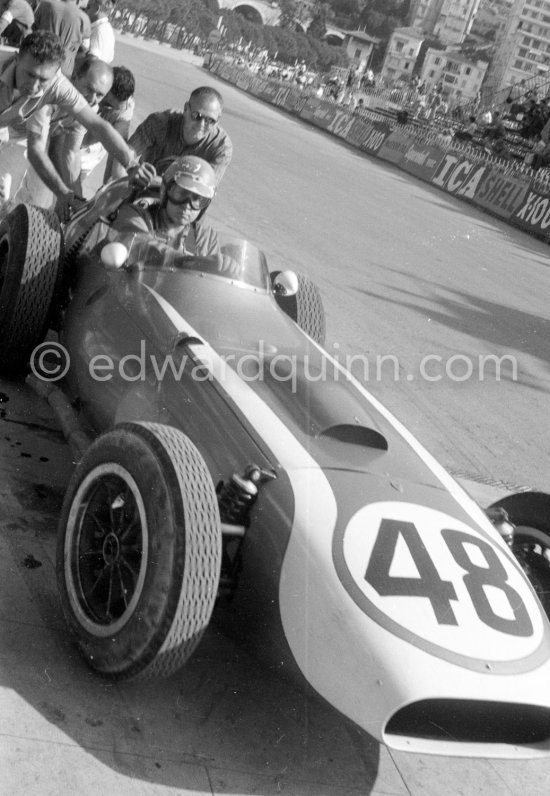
[104,229,271,290]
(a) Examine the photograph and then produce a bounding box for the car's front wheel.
[56,422,222,680]
[489,492,550,617]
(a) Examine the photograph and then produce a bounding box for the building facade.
[470,0,514,42]
[343,30,379,74]
[409,0,445,34]
[483,0,550,94]
[409,0,482,44]
[435,0,482,43]
[379,27,425,84]
[421,48,489,101]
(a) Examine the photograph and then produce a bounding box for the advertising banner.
[246,76,270,97]
[235,72,252,90]
[400,142,446,181]
[325,108,356,140]
[345,117,390,154]
[297,96,322,121]
[474,168,531,218]
[431,153,488,200]
[301,100,340,130]
[271,86,293,108]
[512,187,550,237]
[256,82,281,102]
[286,93,308,114]
[377,130,415,166]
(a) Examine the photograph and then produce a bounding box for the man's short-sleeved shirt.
[0,0,34,46]
[128,109,233,184]
[0,55,87,139]
[113,202,219,257]
[33,0,91,76]
[29,93,95,148]
[89,17,114,63]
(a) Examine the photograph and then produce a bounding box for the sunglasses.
[188,108,218,127]
[166,189,207,210]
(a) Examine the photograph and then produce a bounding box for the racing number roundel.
[341,502,544,661]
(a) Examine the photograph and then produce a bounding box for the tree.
[308,2,334,40]
[278,0,301,30]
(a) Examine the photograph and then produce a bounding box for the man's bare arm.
[72,103,135,169]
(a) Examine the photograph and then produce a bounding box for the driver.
[112,154,219,256]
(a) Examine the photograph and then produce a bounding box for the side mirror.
[272,270,299,297]
[101,241,128,269]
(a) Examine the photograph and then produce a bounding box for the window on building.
[519,47,528,56]
[404,62,409,69]
[465,67,471,75]
[434,57,441,65]
[396,41,404,52]
[355,48,361,58]
[429,69,435,77]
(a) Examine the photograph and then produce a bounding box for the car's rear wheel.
[272,272,326,345]
[0,204,62,372]
[56,422,222,680]
[489,492,550,617]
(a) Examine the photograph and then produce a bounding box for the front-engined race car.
[2,179,550,758]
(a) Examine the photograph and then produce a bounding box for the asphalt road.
[2,33,550,795]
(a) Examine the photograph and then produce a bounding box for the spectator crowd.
[3,0,550,215]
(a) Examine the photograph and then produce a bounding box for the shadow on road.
[0,377,383,795]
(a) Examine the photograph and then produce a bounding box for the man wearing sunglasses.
[112,155,220,257]
[118,85,232,188]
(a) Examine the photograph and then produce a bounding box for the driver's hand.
[128,161,156,189]
[55,191,86,223]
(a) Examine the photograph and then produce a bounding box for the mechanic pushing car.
[113,86,232,189]
[112,155,219,256]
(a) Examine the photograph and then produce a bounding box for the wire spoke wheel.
[57,423,222,680]
[67,465,148,635]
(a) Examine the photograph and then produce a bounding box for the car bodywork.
[4,181,550,758]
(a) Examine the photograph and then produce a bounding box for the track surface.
[1,34,550,795]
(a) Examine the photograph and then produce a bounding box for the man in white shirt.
[0,0,34,47]
[0,31,142,215]
[86,0,114,63]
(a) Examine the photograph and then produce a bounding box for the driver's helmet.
[161,156,216,209]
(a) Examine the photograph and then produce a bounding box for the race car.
[1,179,550,758]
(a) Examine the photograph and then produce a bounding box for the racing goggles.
[188,109,218,127]
[166,187,209,210]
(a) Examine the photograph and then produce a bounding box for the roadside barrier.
[208,57,550,244]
